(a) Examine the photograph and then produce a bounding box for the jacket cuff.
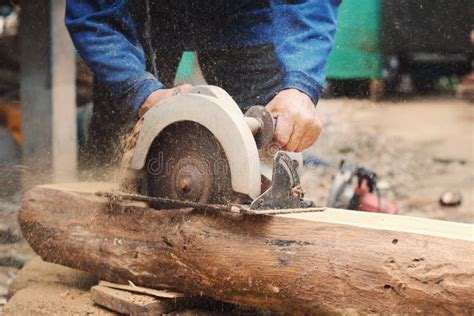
[120,72,165,116]
[281,71,323,106]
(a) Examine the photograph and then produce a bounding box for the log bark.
[18,183,474,315]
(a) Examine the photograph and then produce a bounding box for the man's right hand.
[138,83,193,117]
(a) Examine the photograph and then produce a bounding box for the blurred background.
[0,0,472,308]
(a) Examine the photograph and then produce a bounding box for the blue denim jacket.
[65,0,339,111]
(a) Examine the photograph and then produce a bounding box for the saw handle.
[244,106,276,149]
[245,117,266,135]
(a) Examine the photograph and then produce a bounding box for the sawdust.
[114,117,144,193]
[3,257,109,315]
[38,182,117,194]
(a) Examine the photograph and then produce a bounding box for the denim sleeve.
[65,0,164,112]
[271,0,340,104]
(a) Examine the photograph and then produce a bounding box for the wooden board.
[18,182,474,314]
[98,280,185,299]
[91,285,202,315]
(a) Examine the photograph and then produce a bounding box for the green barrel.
[326,0,383,80]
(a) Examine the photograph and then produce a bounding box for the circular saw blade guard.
[130,85,262,200]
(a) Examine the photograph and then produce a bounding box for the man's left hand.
[265,89,322,152]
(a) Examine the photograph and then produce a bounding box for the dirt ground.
[303,96,473,223]
[0,95,473,312]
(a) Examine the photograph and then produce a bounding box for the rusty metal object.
[144,121,235,205]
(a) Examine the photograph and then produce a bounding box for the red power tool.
[328,160,398,214]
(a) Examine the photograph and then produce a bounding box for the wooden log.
[18,183,474,315]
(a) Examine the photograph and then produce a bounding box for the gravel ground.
[1,95,473,311]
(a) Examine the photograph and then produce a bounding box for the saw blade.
[144,121,236,204]
[95,190,326,215]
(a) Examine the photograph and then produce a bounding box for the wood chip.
[99,280,186,299]
[92,285,174,315]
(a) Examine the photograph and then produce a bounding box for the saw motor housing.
[127,85,310,208]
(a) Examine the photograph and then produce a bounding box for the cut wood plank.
[91,285,200,315]
[18,182,474,315]
[99,280,185,299]
[92,286,161,315]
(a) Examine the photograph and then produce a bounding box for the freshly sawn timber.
[91,284,205,315]
[18,183,474,314]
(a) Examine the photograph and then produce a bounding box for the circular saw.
[123,85,316,212]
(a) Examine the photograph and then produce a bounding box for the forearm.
[271,0,340,104]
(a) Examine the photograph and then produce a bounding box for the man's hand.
[138,83,193,117]
[265,89,322,152]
